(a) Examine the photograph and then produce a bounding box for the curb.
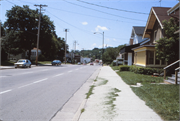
[51,67,101,121]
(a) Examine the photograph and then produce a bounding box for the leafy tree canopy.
[155,17,179,64]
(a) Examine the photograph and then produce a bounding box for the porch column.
[153,51,155,65]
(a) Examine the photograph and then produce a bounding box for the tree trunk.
[28,49,31,60]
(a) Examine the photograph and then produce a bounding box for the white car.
[14,59,31,68]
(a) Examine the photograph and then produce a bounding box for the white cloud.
[92,43,97,47]
[95,25,108,31]
[82,22,88,25]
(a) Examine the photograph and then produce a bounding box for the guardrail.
[163,60,180,84]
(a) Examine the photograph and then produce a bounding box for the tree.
[155,17,179,64]
[2,5,61,60]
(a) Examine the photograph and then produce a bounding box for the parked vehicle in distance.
[90,62,94,65]
[51,60,61,66]
[77,62,81,65]
[14,59,31,68]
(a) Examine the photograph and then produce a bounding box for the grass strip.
[86,85,95,99]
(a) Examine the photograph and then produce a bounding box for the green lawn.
[117,71,163,85]
[111,66,119,71]
[116,71,179,120]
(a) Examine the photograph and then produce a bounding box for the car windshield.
[18,60,25,62]
[53,60,58,62]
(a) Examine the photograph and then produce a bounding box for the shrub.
[119,65,130,71]
[110,61,116,67]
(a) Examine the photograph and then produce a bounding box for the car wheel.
[15,67,17,69]
[29,65,31,68]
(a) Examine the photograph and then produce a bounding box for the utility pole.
[34,4,47,66]
[74,40,78,51]
[64,29,69,64]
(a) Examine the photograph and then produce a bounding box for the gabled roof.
[167,2,179,15]
[133,26,145,36]
[143,7,172,38]
[131,26,145,38]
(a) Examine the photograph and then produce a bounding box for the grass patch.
[81,108,85,113]
[117,71,179,120]
[111,66,119,71]
[97,80,108,86]
[117,71,163,85]
[103,88,121,119]
[1,61,15,66]
[131,84,179,120]
[86,85,95,99]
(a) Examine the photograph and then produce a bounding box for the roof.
[167,3,180,15]
[132,45,155,50]
[133,26,145,36]
[120,44,140,54]
[143,7,172,38]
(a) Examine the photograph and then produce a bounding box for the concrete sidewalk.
[78,66,163,121]
[51,66,162,121]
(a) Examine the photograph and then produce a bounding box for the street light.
[94,32,104,60]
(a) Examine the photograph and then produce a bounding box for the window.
[154,30,157,42]
[147,51,154,64]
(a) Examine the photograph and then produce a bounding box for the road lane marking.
[33,78,48,84]
[0,90,12,94]
[53,73,64,77]
[0,76,7,78]
[18,83,34,89]
[68,71,72,73]
[75,69,79,70]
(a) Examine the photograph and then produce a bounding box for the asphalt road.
[0,64,100,121]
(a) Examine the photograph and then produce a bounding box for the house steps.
[164,72,180,84]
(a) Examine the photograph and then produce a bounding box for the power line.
[48,7,143,25]
[5,0,16,5]
[77,0,149,15]
[62,0,146,22]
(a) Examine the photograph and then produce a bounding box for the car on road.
[14,59,31,68]
[77,62,81,65]
[51,60,61,66]
[90,62,94,65]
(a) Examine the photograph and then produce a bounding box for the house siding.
[150,20,163,44]
[136,51,146,65]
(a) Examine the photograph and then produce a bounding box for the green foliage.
[102,45,124,64]
[2,5,66,61]
[129,65,163,75]
[110,61,116,67]
[117,71,163,85]
[119,65,130,71]
[111,66,119,70]
[155,17,179,64]
[86,85,95,99]
[131,84,179,120]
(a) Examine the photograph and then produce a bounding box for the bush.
[119,65,130,71]
[129,65,163,75]
[110,61,116,67]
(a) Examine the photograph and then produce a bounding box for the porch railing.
[164,59,180,84]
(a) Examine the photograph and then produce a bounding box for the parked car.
[90,62,94,65]
[14,59,31,68]
[77,62,81,65]
[51,60,61,66]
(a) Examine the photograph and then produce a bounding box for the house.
[120,26,148,66]
[8,48,41,61]
[132,7,179,68]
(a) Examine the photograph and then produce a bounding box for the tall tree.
[155,17,179,64]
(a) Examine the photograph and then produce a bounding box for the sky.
[0,0,179,51]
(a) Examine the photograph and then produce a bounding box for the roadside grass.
[117,71,163,85]
[86,85,95,99]
[1,60,14,66]
[31,61,52,65]
[117,71,179,120]
[81,108,85,113]
[102,88,121,120]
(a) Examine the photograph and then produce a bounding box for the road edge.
[50,66,101,121]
